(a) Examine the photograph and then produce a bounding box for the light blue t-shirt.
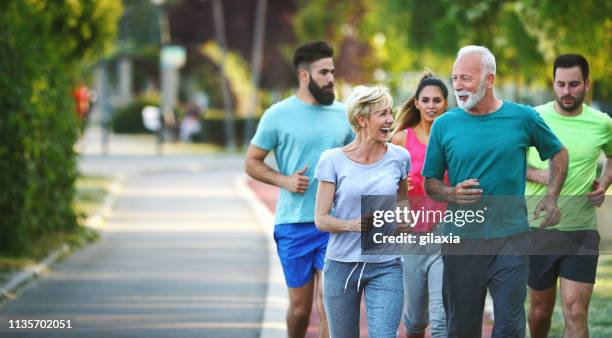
[314,144,410,263]
[251,95,354,225]
[422,100,563,239]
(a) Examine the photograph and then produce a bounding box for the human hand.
[534,195,561,228]
[586,180,605,207]
[451,179,483,205]
[283,165,310,193]
[407,176,415,191]
[347,215,370,232]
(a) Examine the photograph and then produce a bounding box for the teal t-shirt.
[422,100,563,239]
[251,95,354,225]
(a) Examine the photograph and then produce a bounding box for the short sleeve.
[604,117,612,156]
[314,150,337,183]
[251,110,277,151]
[421,120,447,180]
[528,108,563,160]
[399,147,411,180]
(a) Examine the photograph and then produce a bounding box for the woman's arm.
[314,181,361,233]
[395,179,412,233]
[397,178,408,199]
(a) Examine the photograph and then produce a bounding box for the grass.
[0,228,99,271]
[0,175,109,278]
[162,141,228,155]
[589,256,612,337]
[73,175,112,217]
[73,175,113,218]
[111,133,230,155]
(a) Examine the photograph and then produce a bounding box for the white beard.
[455,81,486,110]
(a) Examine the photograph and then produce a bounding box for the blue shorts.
[274,222,329,288]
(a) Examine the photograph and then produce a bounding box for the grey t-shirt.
[314,143,411,263]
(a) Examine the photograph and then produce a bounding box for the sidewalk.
[246,179,495,337]
[1,131,269,337]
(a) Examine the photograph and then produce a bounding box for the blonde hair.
[346,85,393,133]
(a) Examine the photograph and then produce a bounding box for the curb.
[234,175,288,338]
[0,173,125,307]
[85,173,125,230]
[0,244,69,305]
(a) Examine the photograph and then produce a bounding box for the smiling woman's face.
[361,105,394,143]
[416,85,447,124]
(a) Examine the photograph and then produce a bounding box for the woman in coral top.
[391,72,449,338]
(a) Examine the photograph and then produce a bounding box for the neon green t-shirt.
[526,101,612,231]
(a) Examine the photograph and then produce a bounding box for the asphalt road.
[1,153,269,338]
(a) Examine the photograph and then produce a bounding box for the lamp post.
[151,0,170,154]
[244,0,268,149]
[212,0,236,152]
[151,0,170,44]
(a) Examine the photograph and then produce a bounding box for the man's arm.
[599,156,612,190]
[244,144,309,193]
[526,165,549,185]
[424,178,453,203]
[534,148,568,227]
[587,156,612,207]
[424,177,482,204]
[546,148,569,198]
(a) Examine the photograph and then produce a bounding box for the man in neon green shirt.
[526,54,612,338]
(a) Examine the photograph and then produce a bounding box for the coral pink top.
[405,128,447,232]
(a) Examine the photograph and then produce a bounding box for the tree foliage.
[201,41,255,118]
[293,0,610,100]
[0,0,121,254]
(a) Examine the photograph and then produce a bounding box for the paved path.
[1,132,270,337]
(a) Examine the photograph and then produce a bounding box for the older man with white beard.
[421,45,569,338]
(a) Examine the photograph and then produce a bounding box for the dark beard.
[555,92,585,112]
[308,75,335,106]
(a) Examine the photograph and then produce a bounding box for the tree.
[292,0,610,101]
[0,0,122,254]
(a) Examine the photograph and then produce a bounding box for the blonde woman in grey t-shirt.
[314,85,411,338]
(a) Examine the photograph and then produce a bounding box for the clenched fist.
[283,165,310,193]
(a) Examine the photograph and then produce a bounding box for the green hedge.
[111,105,260,147]
[0,1,121,255]
[111,95,159,134]
[201,118,260,146]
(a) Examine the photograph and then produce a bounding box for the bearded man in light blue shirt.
[245,41,353,338]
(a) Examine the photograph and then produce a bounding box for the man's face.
[307,57,335,106]
[452,53,486,110]
[553,66,589,112]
